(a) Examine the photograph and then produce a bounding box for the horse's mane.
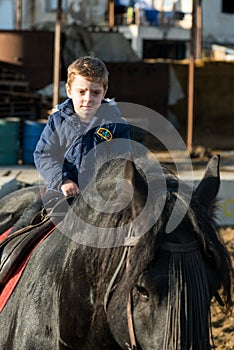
[64,157,232,346]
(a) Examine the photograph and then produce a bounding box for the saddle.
[0,196,74,287]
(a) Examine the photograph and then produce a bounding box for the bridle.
[104,238,222,350]
[125,240,201,350]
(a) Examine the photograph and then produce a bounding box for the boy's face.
[66,74,106,121]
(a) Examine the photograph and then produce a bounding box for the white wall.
[0,0,14,29]
[22,0,108,29]
[23,1,57,29]
[203,0,234,44]
[66,0,108,26]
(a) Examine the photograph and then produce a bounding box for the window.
[222,0,234,14]
[45,0,67,12]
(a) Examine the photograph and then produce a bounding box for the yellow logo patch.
[96,127,112,141]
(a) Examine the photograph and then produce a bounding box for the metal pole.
[108,0,115,30]
[52,0,62,108]
[196,0,202,58]
[187,0,196,154]
[16,0,22,30]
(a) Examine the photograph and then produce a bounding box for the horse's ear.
[195,155,220,207]
[123,157,147,200]
[124,157,135,185]
[123,157,146,189]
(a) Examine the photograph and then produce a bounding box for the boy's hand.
[61,179,80,197]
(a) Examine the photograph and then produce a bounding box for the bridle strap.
[126,291,138,350]
[103,244,138,350]
[104,246,128,313]
[160,240,200,253]
[125,247,138,350]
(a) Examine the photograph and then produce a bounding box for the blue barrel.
[0,118,20,165]
[22,119,47,165]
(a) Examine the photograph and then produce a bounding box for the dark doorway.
[143,40,186,60]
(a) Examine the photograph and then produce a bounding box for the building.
[0,0,234,60]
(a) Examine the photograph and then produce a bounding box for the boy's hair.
[67,56,109,91]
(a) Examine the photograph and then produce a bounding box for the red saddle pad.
[0,226,56,312]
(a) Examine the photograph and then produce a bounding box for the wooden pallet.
[0,63,42,119]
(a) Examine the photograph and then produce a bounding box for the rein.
[103,233,139,350]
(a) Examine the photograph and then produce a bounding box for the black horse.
[0,155,232,350]
[0,185,42,235]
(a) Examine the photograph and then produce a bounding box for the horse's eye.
[136,285,149,301]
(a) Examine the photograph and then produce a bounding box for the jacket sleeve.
[33,114,67,191]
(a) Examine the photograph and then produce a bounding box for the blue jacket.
[34,98,131,192]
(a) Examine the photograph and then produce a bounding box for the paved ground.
[0,165,43,186]
[0,150,234,226]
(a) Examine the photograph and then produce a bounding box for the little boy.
[11,56,132,231]
[34,55,131,197]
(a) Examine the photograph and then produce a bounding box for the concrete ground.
[0,149,234,226]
